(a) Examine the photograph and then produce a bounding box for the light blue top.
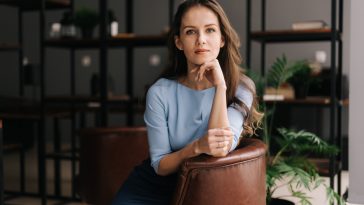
[144,78,253,173]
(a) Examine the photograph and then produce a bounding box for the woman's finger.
[198,59,218,80]
[217,141,227,148]
[211,128,233,137]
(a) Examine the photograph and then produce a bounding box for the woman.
[112,0,262,204]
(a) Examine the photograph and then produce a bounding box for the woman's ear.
[220,36,225,48]
[175,36,183,50]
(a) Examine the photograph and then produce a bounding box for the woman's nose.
[197,33,206,45]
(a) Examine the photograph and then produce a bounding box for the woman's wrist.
[192,140,201,156]
[215,82,227,90]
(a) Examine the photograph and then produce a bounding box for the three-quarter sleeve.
[228,85,253,151]
[144,85,172,173]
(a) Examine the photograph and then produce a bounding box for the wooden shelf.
[264,96,349,107]
[309,158,341,177]
[45,95,145,114]
[340,98,349,107]
[0,109,70,120]
[45,95,131,103]
[3,143,22,152]
[264,96,330,105]
[250,28,340,43]
[0,43,20,51]
[0,0,70,10]
[0,96,70,119]
[45,149,79,161]
[45,34,168,48]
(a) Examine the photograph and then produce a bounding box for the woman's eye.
[206,28,216,33]
[186,30,196,35]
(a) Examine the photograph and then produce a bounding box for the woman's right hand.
[195,128,234,157]
[191,59,226,88]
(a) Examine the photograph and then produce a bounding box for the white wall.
[347,0,364,204]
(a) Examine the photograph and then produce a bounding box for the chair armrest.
[180,138,267,171]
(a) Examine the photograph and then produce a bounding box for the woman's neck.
[179,73,213,90]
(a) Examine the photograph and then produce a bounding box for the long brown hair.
[159,0,262,135]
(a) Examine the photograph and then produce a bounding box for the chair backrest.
[77,127,149,205]
[171,138,267,205]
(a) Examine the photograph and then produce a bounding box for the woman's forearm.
[208,84,229,129]
[157,140,200,176]
[157,83,230,176]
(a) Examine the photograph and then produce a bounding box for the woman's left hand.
[191,59,226,88]
[194,128,233,157]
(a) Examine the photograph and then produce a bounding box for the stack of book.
[291,20,328,30]
[263,83,295,101]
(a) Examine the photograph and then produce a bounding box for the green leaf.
[326,186,346,205]
[266,55,288,88]
[276,128,339,156]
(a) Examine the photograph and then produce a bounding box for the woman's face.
[175,5,225,69]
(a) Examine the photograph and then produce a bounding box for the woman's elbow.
[156,167,172,176]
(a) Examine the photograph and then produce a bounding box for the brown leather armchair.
[77,127,266,205]
[77,127,149,205]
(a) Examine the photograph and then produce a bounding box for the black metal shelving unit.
[0,119,4,205]
[0,1,72,205]
[39,0,174,204]
[246,0,344,195]
[2,0,174,204]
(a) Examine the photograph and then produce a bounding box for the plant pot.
[293,84,308,99]
[269,198,295,205]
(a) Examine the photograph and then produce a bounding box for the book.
[263,94,284,101]
[264,84,295,101]
[291,20,328,30]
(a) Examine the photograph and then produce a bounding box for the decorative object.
[247,55,345,205]
[308,50,326,75]
[60,11,77,38]
[49,22,61,38]
[108,10,118,36]
[23,57,38,85]
[74,8,99,39]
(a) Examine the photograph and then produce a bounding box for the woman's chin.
[190,58,214,66]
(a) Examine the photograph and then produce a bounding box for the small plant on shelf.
[247,55,345,205]
[285,61,317,99]
[74,7,99,39]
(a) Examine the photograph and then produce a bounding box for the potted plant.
[74,7,99,39]
[266,128,342,205]
[247,55,345,205]
[285,61,316,99]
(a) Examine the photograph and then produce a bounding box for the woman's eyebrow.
[182,24,218,29]
[182,25,196,30]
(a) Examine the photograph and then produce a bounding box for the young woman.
[111,0,262,204]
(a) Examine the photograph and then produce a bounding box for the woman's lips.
[195,49,209,54]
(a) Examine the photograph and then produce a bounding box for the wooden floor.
[2,144,349,205]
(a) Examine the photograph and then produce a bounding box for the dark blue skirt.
[111,159,178,205]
